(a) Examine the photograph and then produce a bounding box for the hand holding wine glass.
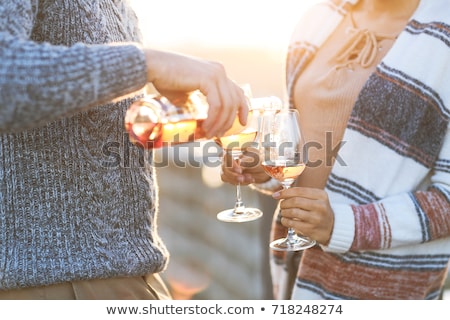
[215,118,262,223]
[260,109,316,251]
[214,88,282,223]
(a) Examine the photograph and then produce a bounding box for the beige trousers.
[0,274,172,300]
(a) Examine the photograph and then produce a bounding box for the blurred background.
[129,0,450,300]
[129,0,320,300]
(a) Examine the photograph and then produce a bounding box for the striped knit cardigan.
[270,0,450,300]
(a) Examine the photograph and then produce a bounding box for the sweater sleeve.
[0,1,148,133]
[324,123,450,253]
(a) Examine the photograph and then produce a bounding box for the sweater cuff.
[320,203,355,253]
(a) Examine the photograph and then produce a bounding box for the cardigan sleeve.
[321,0,450,254]
[324,123,450,253]
[0,1,148,133]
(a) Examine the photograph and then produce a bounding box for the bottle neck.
[250,96,283,113]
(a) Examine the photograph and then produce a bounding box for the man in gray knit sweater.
[0,1,248,299]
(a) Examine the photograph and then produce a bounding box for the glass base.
[217,207,263,223]
[270,236,316,251]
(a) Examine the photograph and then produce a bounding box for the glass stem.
[286,228,297,244]
[232,152,245,214]
[234,183,245,213]
[282,183,296,241]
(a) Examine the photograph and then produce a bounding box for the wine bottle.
[125,90,282,149]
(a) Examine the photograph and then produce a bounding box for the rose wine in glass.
[260,109,316,251]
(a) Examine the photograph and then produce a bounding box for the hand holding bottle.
[144,49,248,138]
[125,82,282,150]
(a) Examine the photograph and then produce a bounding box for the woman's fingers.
[272,187,334,245]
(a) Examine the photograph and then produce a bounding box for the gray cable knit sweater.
[0,0,169,290]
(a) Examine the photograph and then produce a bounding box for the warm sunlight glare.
[130,0,320,50]
[129,0,321,188]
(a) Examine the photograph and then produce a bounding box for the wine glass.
[215,113,262,223]
[260,109,316,251]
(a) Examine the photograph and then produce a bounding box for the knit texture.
[271,0,450,300]
[0,0,169,290]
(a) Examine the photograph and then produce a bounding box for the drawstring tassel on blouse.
[335,27,396,69]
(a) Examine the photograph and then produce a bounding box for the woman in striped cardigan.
[222,0,450,299]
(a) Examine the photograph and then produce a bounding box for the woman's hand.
[272,187,335,246]
[220,147,270,186]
